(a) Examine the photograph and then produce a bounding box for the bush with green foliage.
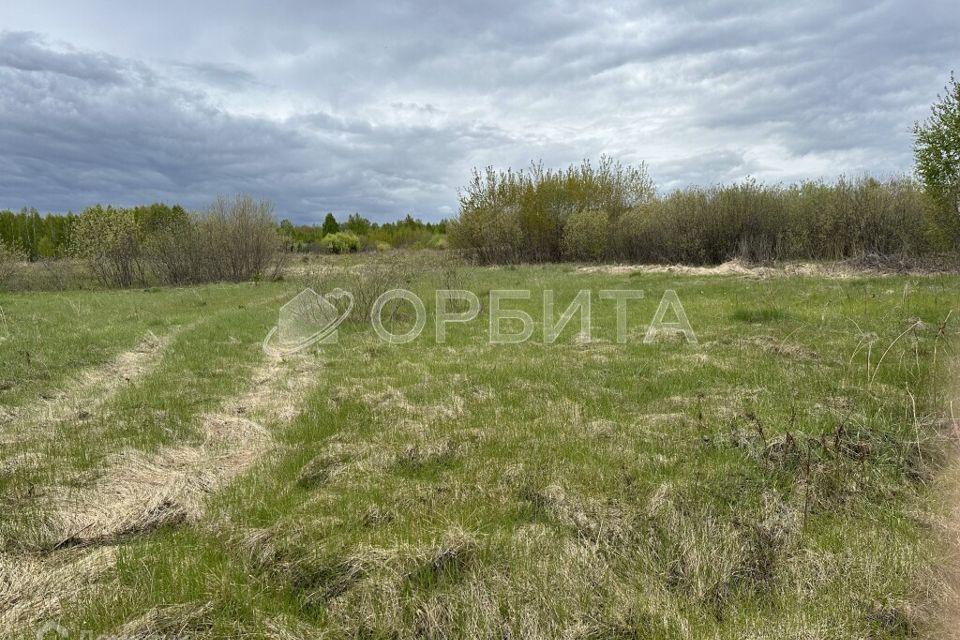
[561,209,609,261]
[70,205,146,287]
[320,231,362,254]
[914,72,960,247]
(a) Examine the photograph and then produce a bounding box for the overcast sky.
[1,1,957,223]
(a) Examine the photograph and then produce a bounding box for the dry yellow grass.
[0,351,318,636]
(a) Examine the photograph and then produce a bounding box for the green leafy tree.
[343,213,372,236]
[914,72,960,244]
[70,205,145,287]
[321,212,340,236]
[36,236,56,258]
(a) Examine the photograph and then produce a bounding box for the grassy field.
[1,257,959,638]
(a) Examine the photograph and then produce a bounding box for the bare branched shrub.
[144,213,199,285]
[142,195,288,286]
[435,250,469,291]
[194,195,286,282]
[35,258,87,291]
[336,253,421,323]
[0,239,27,288]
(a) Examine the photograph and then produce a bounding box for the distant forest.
[279,213,447,252]
[0,206,447,259]
[0,208,76,259]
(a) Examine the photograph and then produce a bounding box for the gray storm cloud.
[0,0,957,222]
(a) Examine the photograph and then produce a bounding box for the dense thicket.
[449,159,939,264]
[70,196,285,288]
[450,157,655,263]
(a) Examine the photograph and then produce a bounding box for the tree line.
[1,205,449,262]
[0,204,193,261]
[449,164,939,264]
[0,208,76,259]
[279,213,447,253]
[4,73,957,282]
[0,197,290,289]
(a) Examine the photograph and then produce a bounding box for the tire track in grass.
[0,288,294,474]
[0,329,182,450]
[0,352,318,634]
[0,286,292,448]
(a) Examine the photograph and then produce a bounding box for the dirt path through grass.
[0,352,317,635]
[0,329,180,448]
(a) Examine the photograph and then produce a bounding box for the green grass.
[1,260,958,638]
[730,306,790,323]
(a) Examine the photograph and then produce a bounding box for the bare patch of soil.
[577,257,960,279]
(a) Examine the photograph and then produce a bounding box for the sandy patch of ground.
[576,258,952,279]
